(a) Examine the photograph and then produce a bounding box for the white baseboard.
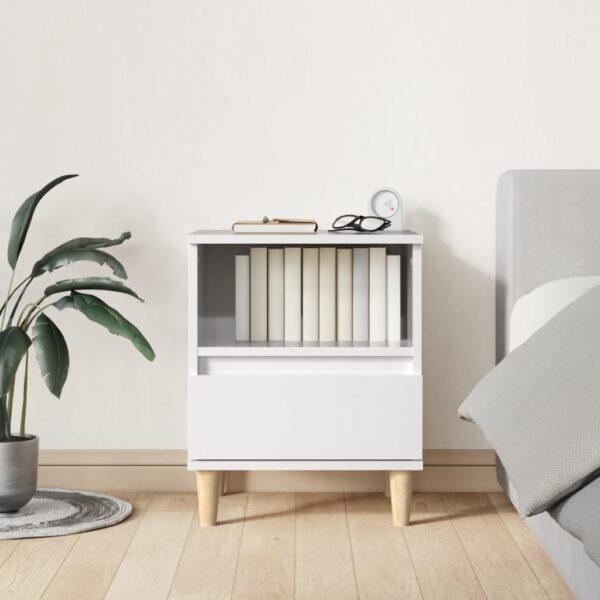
[38,449,501,493]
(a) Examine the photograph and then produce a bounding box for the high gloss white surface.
[189,230,422,245]
[198,355,415,374]
[188,374,422,461]
[196,342,414,357]
[188,460,423,470]
[190,236,422,470]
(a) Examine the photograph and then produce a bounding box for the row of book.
[235,247,402,343]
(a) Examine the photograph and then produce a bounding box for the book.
[352,248,369,343]
[337,249,353,342]
[302,248,319,342]
[386,254,402,343]
[369,247,387,342]
[284,248,302,342]
[235,254,250,342]
[250,247,268,342]
[268,249,284,342]
[232,218,317,234]
[319,247,336,342]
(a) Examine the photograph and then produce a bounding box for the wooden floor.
[0,492,573,599]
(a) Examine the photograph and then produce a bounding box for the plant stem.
[22,302,54,331]
[20,352,29,438]
[6,277,33,327]
[0,276,29,320]
[17,302,40,329]
[0,271,15,330]
[0,395,7,441]
[19,296,45,330]
[6,381,15,438]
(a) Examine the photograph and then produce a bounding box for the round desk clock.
[370,187,403,230]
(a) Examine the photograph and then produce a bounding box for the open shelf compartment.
[189,232,422,370]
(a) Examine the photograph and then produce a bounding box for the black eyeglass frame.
[330,214,392,233]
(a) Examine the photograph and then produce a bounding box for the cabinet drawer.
[188,374,421,461]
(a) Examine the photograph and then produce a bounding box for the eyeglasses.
[330,214,392,233]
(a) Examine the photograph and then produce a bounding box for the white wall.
[1,0,600,450]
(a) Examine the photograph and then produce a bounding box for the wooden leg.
[389,471,412,527]
[196,471,220,527]
[219,472,226,496]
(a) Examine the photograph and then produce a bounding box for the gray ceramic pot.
[0,435,39,512]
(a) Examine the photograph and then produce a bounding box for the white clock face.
[371,188,400,218]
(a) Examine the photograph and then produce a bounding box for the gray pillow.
[459,284,600,516]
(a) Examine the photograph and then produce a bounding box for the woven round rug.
[0,488,132,539]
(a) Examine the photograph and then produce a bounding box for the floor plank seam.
[165,503,196,600]
[292,493,297,600]
[37,534,81,600]
[229,493,250,600]
[401,526,424,599]
[486,493,552,600]
[0,542,20,570]
[440,494,488,599]
[342,493,361,600]
[103,492,155,599]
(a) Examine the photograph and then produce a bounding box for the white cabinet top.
[188,229,423,245]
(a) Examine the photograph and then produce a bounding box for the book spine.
[319,247,336,342]
[235,254,250,342]
[302,248,319,342]
[233,223,317,233]
[250,247,268,342]
[386,254,401,343]
[352,248,369,343]
[284,247,302,342]
[268,249,284,342]
[369,247,387,343]
[337,249,353,342]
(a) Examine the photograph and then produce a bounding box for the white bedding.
[509,276,600,351]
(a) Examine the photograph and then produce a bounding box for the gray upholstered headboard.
[496,170,600,362]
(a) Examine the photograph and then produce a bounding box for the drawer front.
[188,374,421,460]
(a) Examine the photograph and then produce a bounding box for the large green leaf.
[32,314,69,398]
[31,248,127,279]
[54,292,155,361]
[31,232,131,277]
[44,277,143,301]
[52,296,76,311]
[0,327,31,396]
[8,174,79,269]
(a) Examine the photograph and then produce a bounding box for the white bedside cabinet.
[188,230,422,527]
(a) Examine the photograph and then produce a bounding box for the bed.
[494,170,600,598]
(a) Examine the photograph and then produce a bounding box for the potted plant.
[0,174,154,512]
